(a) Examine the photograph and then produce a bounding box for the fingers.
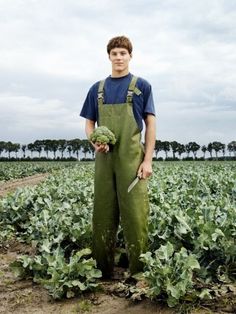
[104,144,109,153]
[95,143,109,153]
[137,162,153,179]
[142,167,152,179]
[143,169,152,179]
[137,169,143,179]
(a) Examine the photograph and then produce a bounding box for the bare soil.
[1,243,234,314]
[0,176,235,314]
[0,241,177,314]
[0,173,49,198]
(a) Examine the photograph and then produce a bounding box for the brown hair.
[107,36,133,55]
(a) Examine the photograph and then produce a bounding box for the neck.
[111,69,129,78]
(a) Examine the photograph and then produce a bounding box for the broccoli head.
[89,126,116,145]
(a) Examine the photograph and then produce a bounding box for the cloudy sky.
[0,0,235,146]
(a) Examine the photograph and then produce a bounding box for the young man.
[80,35,156,278]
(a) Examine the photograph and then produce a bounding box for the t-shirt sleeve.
[144,85,155,116]
[143,84,155,118]
[80,83,99,122]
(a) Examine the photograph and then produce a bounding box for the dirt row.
[0,243,174,314]
[0,173,49,198]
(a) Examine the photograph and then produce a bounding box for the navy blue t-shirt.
[80,73,155,131]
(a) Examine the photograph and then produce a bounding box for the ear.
[130,53,133,59]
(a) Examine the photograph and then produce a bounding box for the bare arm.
[85,119,96,139]
[85,119,109,153]
[137,114,156,179]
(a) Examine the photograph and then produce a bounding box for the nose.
[116,53,122,59]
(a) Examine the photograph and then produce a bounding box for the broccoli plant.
[89,126,116,145]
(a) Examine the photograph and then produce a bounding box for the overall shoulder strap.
[97,79,105,106]
[126,76,138,103]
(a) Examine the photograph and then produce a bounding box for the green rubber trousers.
[93,75,149,277]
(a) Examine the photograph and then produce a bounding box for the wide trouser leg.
[93,153,119,278]
[116,160,149,275]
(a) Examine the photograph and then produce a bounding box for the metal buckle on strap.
[97,92,104,100]
[127,90,133,97]
[127,90,133,102]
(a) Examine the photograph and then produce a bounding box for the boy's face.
[109,47,132,75]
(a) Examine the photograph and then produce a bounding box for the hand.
[137,161,152,179]
[93,142,109,153]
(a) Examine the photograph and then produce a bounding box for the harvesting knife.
[127,176,141,193]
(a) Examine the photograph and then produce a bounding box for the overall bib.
[93,75,149,277]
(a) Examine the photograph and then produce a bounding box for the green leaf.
[186,255,200,270]
[212,228,225,241]
[66,290,75,298]
[156,242,174,260]
[40,239,51,253]
[198,288,212,300]
[76,248,92,260]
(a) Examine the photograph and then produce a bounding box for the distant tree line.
[154,140,236,160]
[0,139,235,161]
[0,139,93,161]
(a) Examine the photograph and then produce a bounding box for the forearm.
[144,114,156,163]
[85,119,96,139]
[137,114,156,178]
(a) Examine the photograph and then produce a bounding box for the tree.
[185,143,191,158]
[58,139,67,158]
[0,141,6,157]
[13,143,20,158]
[170,141,179,159]
[70,139,82,160]
[162,141,170,159]
[81,139,92,159]
[190,142,200,159]
[185,142,200,159]
[5,141,16,159]
[49,140,59,159]
[67,140,73,158]
[154,140,162,159]
[89,142,95,159]
[222,145,226,158]
[21,144,27,158]
[201,145,207,159]
[33,140,43,157]
[207,143,213,158]
[176,144,185,159]
[43,139,52,158]
[211,141,225,159]
[27,143,35,158]
[227,141,236,157]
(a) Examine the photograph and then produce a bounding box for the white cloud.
[0,93,84,142]
[0,0,235,145]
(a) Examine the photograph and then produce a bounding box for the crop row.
[0,161,78,182]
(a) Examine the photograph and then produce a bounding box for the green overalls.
[93,75,149,277]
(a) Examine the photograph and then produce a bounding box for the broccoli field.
[0,161,236,313]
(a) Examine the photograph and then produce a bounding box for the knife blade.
[127,176,140,193]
